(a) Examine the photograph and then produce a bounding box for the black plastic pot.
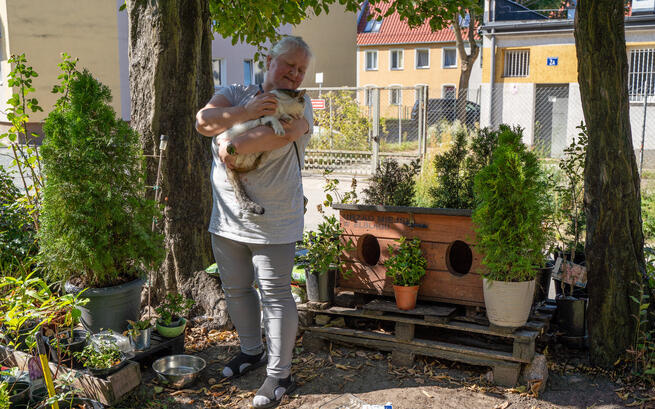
[5,379,30,407]
[47,328,89,368]
[556,296,587,337]
[65,278,144,333]
[306,269,336,303]
[2,320,40,351]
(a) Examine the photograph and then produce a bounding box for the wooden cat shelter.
[333,203,485,307]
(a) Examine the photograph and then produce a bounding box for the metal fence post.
[640,81,649,175]
[372,87,380,173]
[329,96,333,150]
[422,85,428,157]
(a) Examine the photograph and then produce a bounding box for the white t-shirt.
[208,84,313,244]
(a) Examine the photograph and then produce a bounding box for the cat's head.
[275,89,306,103]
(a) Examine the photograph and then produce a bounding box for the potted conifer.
[472,125,549,329]
[38,67,164,333]
[383,237,427,310]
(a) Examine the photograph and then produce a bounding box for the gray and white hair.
[269,35,312,59]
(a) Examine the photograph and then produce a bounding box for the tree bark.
[452,11,480,124]
[127,0,229,328]
[574,0,644,367]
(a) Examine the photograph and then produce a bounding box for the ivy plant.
[383,237,427,287]
[472,125,549,282]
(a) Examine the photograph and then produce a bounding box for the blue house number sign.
[547,57,559,66]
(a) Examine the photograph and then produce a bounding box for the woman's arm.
[217,118,309,167]
[195,92,279,136]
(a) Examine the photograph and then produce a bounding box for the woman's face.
[265,47,310,90]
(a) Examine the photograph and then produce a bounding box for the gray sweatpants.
[211,233,298,379]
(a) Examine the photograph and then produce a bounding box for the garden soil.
[116,326,648,409]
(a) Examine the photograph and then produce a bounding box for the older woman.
[195,36,312,408]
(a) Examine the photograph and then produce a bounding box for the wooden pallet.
[299,299,553,386]
[0,344,140,406]
[130,332,185,363]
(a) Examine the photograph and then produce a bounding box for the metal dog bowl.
[152,354,206,389]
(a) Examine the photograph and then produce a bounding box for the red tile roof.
[357,1,475,46]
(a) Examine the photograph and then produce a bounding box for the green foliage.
[0,165,37,271]
[363,158,421,206]
[429,126,498,209]
[126,318,152,338]
[74,342,122,370]
[0,273,87,351]
[321,169,358,210]
[299,215,353,276]
[0,382,8,409]
[472,125,549,282]
[642,190,655,243]
[155,294,194,326]
[0,54,44,232]
[551,123,587,258]
[38,69,164,287]
[628,249,655,382]
[383,237,427,287]
[309,91,372,151]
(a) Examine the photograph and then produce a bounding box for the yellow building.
[480,0,655,157]
[356,1,482,119]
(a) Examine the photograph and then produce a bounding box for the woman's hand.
[244,92,278,119]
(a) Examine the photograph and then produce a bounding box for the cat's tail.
[226,168,265,215]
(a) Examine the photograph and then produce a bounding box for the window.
[389,86,401,105]
[254,60,265,85]
[442,85,456,99]
[243,59,253,86]
[503,49,530,77]
[443,48,457,68]
[416,49,429,69]
[628,48,655,101]
[365,50,378,70]
[212,59,225,89]
[390,50,404,70]
[364,18,382,32]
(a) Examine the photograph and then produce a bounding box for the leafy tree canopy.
[208,0,481,52]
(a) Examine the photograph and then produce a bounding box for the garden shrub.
[0,165,37,272]
[38,70,163,287]
[642,190,655,244]
[362,158,420,206]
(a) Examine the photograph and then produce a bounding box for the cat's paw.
[270,120,285,135]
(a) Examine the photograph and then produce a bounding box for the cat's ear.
[297,89,306,101]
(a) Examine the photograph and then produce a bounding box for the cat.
[216,88,306,215]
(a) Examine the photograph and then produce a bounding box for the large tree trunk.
[574,0,644,367]
[127,0,229,328]
[452,11,479,125]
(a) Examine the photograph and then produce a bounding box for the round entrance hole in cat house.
[334,203,484,307]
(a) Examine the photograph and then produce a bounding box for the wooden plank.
[303,327,528,370]
[333,203,472,217]
[338,209,477,243]
[362,299,456,320]
[0,345,140,406]
[304,326,530,363]
[339,265,485,307]
[342,238,484,274]
[395,322,415,342]
[512,339,535,362]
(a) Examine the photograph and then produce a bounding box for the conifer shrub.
[362,158,420,206]
[472,125,548,282]
[38,70,163,287]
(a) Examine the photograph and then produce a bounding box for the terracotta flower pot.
[393,285,420,310]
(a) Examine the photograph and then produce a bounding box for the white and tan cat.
[216,89,306,215]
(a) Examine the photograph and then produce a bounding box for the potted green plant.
[299,215,354,304]
[126,319,153,351]
[0,372,29,408]
[155,294,194,338]
[38,64,164,333]
[73,341,125,377]
[472,125,549,329]
[383,237,427,310]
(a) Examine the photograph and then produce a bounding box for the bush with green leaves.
[383,237,427,287]
[472,125,549,282]
[0,382,8,409]
[309,91,371,151]
[429,126,498,209]
[155,293,194,326]
[299,215,353,277]
[38,69,164,287]
[74,342,122,370]
[362,158,421,206]
[0,165,37,272]
[642,190,655,244]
